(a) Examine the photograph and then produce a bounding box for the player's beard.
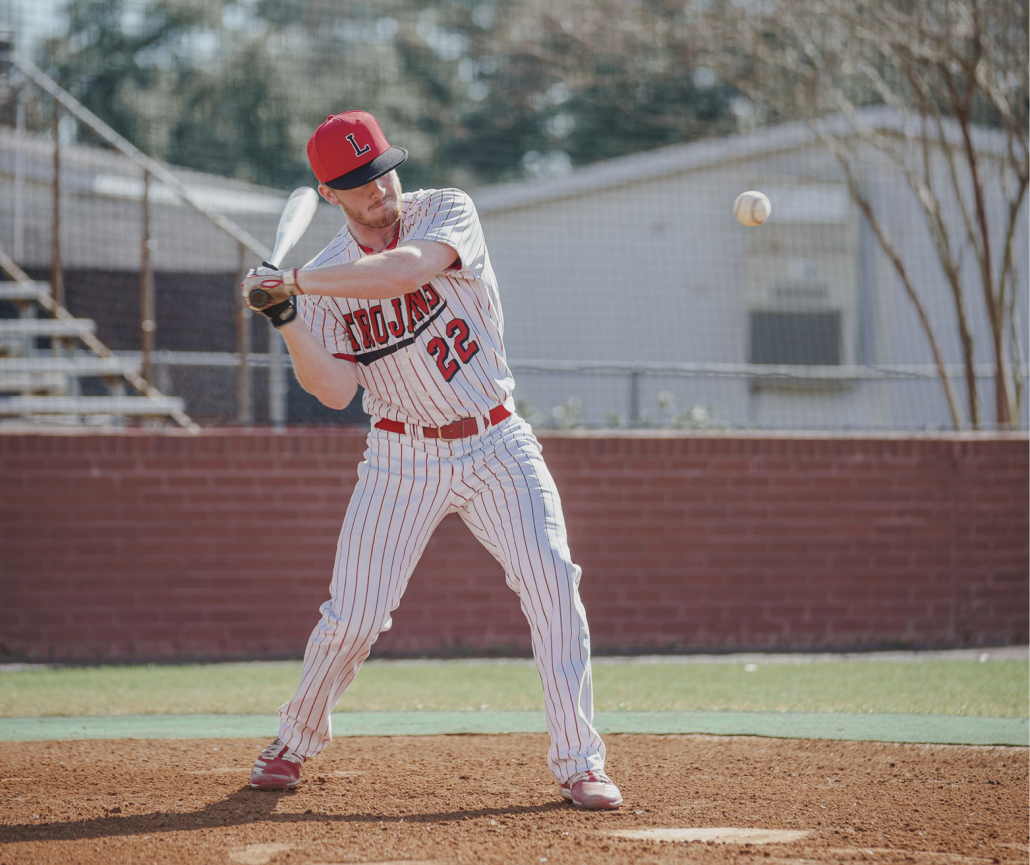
[342,178,403,230]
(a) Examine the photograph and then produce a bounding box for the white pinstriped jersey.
[298,188,515,427]
[275,194,608,788]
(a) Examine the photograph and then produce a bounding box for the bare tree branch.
[828,138,964,429]
[689,0,1028,430]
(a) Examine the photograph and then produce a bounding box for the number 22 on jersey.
[427,318,480,381]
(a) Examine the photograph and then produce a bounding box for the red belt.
[374,405,511,441]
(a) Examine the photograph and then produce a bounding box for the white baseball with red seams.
[277,185,608,785]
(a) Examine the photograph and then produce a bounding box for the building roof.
[0,127,289,215]
[469,106,1013,215]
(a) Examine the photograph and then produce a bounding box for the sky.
[3,0,67,55]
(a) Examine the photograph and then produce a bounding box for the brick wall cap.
[0,426,1025,444]
[0,426,370,440]
[533,429,1030,443]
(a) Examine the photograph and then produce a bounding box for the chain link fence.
[0,1,1026,431]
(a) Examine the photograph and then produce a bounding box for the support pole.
[13,95,25,262]
[139,170,156,385]
[14,94,31,365]
[629,369,640,426]
[269,325,286,432]
[235,242,252,425]
[50,99,64,318]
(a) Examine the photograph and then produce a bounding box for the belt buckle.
[437,420,463,441]
[437,418,476,441]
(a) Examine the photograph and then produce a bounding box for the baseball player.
[241,110,621,811]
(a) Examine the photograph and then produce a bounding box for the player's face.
[323,172,402,230]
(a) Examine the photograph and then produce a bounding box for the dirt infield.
[0,734,1026,865]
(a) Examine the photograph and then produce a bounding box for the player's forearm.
[278,318,358,410]
[241,241,457,311]
[298,247,430,300]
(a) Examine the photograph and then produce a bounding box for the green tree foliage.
[42,0,311,184]
[165,48,308,188]
[442,0,736,182]
[39,0,736,188]
[42,0,218,151]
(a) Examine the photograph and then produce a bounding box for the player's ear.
[318,184,340,205]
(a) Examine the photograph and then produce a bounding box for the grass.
[0,658,1026,718]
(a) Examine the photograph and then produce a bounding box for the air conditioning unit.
[744,184,859,374]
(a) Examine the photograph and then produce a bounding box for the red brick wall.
[1,430,1026,662]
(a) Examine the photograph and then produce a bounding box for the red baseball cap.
[307,110,408,190]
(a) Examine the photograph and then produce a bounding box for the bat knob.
[248,288,272,310]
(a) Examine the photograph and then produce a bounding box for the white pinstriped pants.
[277,414,606,783]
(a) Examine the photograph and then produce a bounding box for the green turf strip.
[0,711,1025,746]
[2,658,1027,717]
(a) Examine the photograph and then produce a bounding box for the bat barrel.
[246,187,318,314]
[247,289,273,310]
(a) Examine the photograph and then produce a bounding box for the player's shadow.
[0,786,570,845]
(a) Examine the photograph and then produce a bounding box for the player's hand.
[241,267,302,312]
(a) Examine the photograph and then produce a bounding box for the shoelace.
[256,738,303,767]
[565,770,612,787]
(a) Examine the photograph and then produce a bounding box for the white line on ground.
[609,827,813,844]
[1,645,1026,673]
[592,646,1030,665]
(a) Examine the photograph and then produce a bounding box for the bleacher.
[0,262,192,428]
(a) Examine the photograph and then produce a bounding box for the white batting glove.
[241,267,302,312]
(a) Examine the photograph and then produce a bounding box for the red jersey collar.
[354,223,400,255]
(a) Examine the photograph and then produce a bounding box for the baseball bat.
[247,186,320,310]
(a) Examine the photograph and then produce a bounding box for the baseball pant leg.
[457,419,606,782]
[278,432,451,757]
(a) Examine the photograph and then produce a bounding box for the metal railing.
[512,360,1030,429]
[2,52,289,431]
[59,350,1025,430]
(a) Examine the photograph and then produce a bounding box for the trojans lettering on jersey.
[340,283,445,356]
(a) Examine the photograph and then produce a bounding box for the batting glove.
[259,297,299,328]
[241,267,302,313]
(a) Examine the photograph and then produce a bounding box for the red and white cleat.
[249,738,305,790]
[559,770,622,810]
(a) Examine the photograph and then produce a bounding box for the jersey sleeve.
[297,296,357,358]
[405,188,487,277]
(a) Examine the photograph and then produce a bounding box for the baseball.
[733,190,771,227]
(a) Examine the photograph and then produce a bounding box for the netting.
[0,0,1026,431]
